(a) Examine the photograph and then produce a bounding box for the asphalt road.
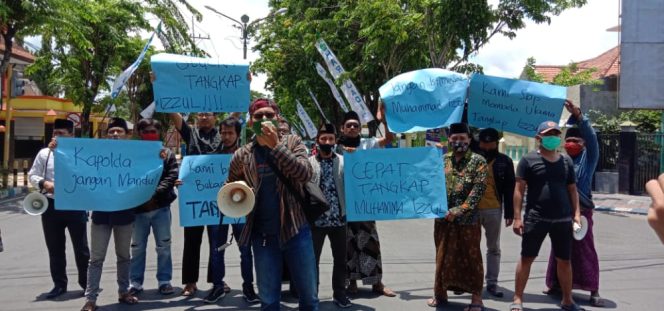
[0,197,662,310]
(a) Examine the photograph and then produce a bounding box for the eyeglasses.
[253,112,276,120]
[345,123,360,129]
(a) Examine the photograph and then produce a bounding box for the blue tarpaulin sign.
[379,68,467,133]
[151,53,250,113]
[54,138,163,211]
[344,147,448,222]
[178,155,244,227]
[467,74,567,137]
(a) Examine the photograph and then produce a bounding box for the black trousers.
[41,199,89,289]
[182,225,216,284]
[311,225,347,297]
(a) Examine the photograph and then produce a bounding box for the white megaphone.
[217,181,255,218]
[23,192,49,216]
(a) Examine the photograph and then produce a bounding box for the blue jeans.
[129,207,172,288]
[252,225,319,311]
[218,223,254,287]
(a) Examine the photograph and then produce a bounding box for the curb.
[595,206,649,216]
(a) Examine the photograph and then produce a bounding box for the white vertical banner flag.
[314,63,349,113]
[307,89,329,122]
[296,100,318,138]
[111,22,161,98]
[315,38,374,123]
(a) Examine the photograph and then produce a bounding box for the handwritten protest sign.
[54,138,163,211]
[379,68,467,133]
[344,147,447,222]
[178,155,244,227]
[467,74,566,137]
[151,53,250,113]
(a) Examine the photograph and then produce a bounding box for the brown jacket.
[227,134,312,245]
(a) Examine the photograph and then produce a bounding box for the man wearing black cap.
[477,128,515,298]
[82,117,139,311]
[337,108,396,297]
[510,119,583,311]
[28,118,90,299]
[544,100,603,307]
[429,122,487,310]
[309,123,351,308]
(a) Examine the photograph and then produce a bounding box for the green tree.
[0,0,60,75]
[27,0,201,136]
[521,57,544,82]
[253,0,587,133]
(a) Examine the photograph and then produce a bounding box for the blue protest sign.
[178,155,244,227]
[344,147,448,222]
[379,68,467,133]
[151,53,250,113]
[467,74,567,137]
[54,138,163,211]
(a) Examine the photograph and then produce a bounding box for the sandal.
[181,284,197,297]
[509,302,523,311]
[543,287,562,296]
[372,284,396,297]
[80,301,97,311]
[590,294,605,307]
[561,303,586,311]
[464,304,486,311]
[118,292,139,305]
[427,297,448,307]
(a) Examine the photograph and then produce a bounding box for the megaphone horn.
[23,192,49,216]
[217,181,255,218]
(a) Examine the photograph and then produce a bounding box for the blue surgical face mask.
[541,136,561,151]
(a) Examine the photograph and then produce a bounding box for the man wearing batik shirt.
[429,123,487,311]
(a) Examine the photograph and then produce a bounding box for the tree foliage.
[253,0,587,132]
[26,0,200,137]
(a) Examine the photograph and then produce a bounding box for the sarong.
[545,208,600,291]
[347,221,383,285]
[433,220,483,295]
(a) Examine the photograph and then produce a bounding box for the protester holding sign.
[543,100,604,307]
[82,118,140,311]
[511,120,583,311]
[28,119,90,299]
[476,128,515,298]
[429,123,487,310]
[214,117,260,304]
[226,98,318,310]
[128,119,178,297]
[169,110,226,298]
[308,123,351,308]
[337,110,396,297]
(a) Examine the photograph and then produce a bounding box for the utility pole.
[191,16,210,55]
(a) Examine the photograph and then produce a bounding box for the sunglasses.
[345,123,360,129]
[253,112,276,120]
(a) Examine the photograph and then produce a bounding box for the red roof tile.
[0,36,35,63]
[533,46,620,82]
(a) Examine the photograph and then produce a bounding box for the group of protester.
[21,89,664,311]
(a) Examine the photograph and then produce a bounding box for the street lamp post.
[205,6,286,60]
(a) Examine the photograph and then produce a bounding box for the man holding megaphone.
[28,119,90,299]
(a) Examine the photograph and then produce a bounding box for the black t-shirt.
[516,151,576,220]
[178,119,222,155]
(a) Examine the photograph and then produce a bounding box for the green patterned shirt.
[443,150,488,225]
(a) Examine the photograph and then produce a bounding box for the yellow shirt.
[479,159,501,209]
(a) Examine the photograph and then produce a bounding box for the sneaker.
[333,295,352,308]
[242,285,260,304]
[158,284,174,295]
[203,285,225,304]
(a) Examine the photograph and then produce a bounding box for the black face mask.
[449,141,469,153]
[482,148,499,161]
[338,135,360,148]
[318,144,334,154]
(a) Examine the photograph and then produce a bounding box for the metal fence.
[632,133,664,194]
[597,133,620,171]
